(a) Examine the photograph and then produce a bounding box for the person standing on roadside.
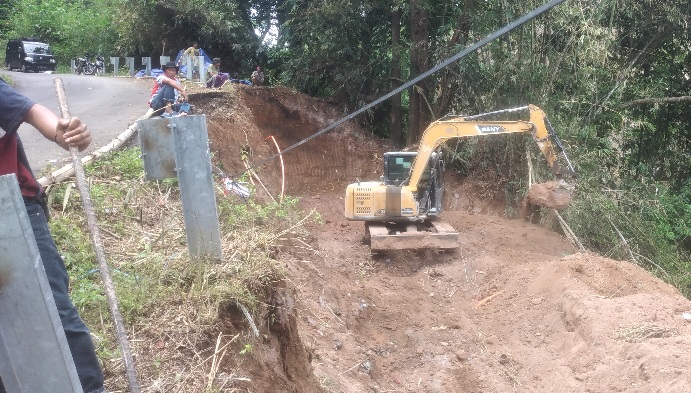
[179,41,201,74]
[0,77,105,393]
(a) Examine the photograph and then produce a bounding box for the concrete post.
[197,55,206,82]
[185,57,193,80]
[126,57,135,77]
[142,57,151,76]
[159,56,170,69]
[110,57,120,76]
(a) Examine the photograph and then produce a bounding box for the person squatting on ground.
[206,58,229,88]
[149,61,191,116]
[251,66,265,86]
[0,78,105,393]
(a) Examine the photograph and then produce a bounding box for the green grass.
[47,146,319,377]
[0,72,14,84]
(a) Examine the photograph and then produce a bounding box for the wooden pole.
[265,136,285,203]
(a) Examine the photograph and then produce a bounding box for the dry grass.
[51,149,320,392]
[614,323,676,343]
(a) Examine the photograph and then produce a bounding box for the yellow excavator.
[344,104,575,251]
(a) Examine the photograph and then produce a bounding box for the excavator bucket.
[367,221,459,251]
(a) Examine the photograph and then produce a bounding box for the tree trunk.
[435,1,473,118]
[389,5,403,148]
[407,0,431,145]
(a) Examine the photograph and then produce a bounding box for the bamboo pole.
[37,111,152,188]
[265,136,285,203]
[53,78,141,393]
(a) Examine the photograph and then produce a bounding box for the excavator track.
[366,220,459,251]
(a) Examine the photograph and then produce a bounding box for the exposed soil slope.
[192,85,691,393]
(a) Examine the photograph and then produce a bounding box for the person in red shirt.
[0,77,105,393]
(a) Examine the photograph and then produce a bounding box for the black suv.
[5,38,57,72]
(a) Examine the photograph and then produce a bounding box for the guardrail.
[0,174,84,393]
[69,55,209,80]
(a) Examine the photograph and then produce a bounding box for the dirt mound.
[194,86,691,392]
[197,86,390,197]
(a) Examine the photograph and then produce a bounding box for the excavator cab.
[421,152,444,216]
[381,151,444,216]
[382,152,416,185]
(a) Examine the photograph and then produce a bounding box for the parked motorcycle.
[74,54,104,75]
[74,55,92,75]
[92,56,105,75]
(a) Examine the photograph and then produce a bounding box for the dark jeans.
[0,199,105,393]
[150,85,190,115]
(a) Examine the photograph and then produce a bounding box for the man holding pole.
[0,77,105,393]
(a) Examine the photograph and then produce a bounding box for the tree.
[1,0,688,266]
[406,0,431,144]
[389,2,404,147]
[3,0,116,64]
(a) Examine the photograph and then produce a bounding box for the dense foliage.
[1,0,689,294]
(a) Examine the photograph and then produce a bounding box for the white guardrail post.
[159,56,170,70]
[126,57,135,77]
[142,57,151,76]
[110,57,120,76]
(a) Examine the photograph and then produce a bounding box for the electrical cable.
[232,0,569,180]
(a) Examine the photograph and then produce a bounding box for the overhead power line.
[235,0,569,179]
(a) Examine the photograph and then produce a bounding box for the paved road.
[5,71,153,173]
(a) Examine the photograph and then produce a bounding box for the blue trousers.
[0,199,105,393]
[150,85,190,114]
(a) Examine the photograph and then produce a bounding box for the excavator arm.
[406,104,564,192]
